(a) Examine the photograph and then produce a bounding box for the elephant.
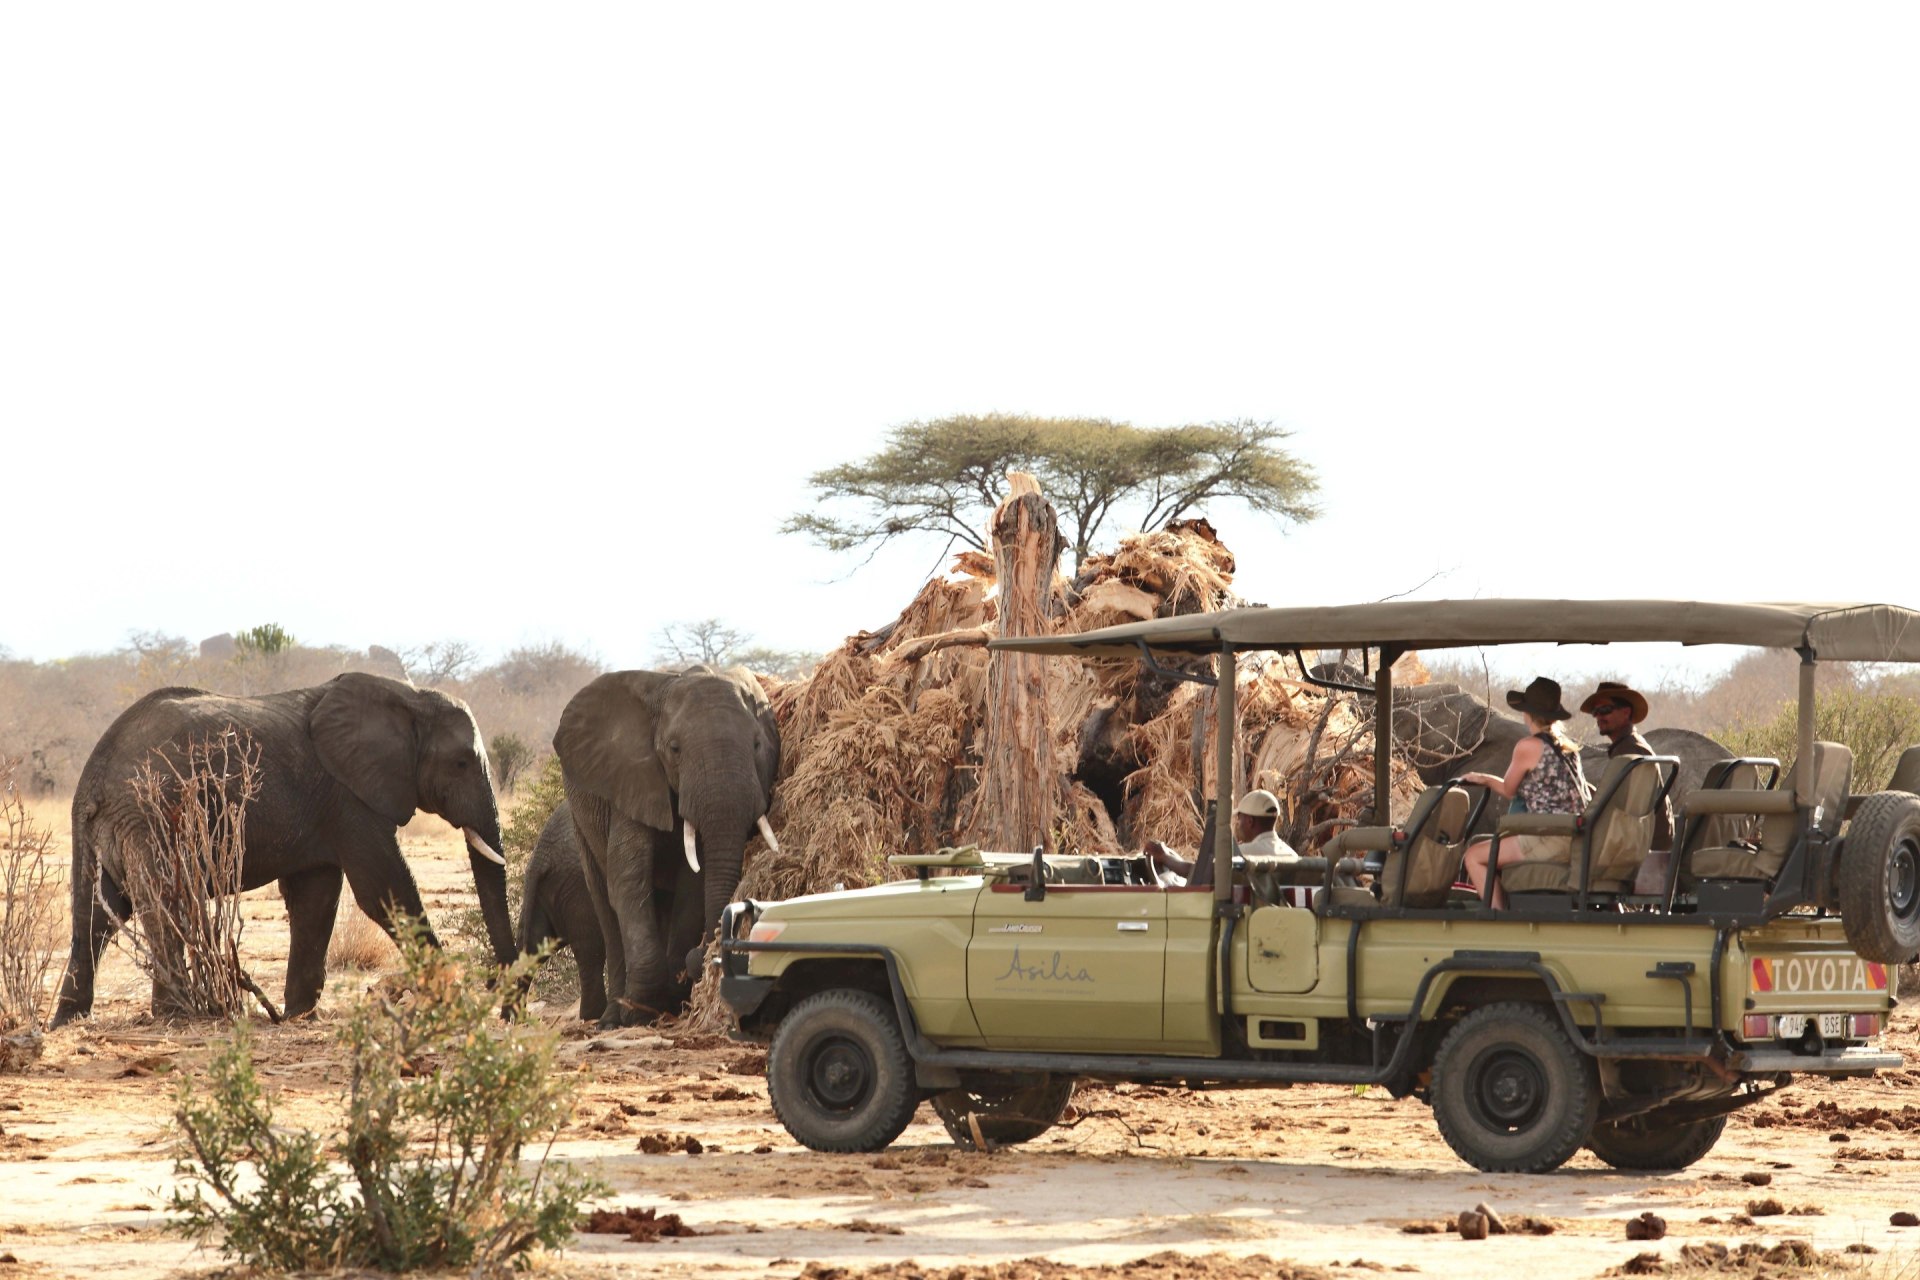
[52,672,517,1026]
[515,800,607,1021]
[1391,683,1731,833]
[554,665,780,1027]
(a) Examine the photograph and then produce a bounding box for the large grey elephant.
[516,800,606,1021]
[1392,683,1730,832]
[554,666,780,1027]
[52,673,517,1026]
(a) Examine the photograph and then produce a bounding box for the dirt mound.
[1749,1099,1920,1131]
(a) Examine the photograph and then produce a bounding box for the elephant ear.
[555,671,675,831]
[311,673,422,825]
[723,666,782,800]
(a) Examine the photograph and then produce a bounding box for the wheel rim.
[1888,836,1920,921]
[804,1034,876,1114]
[1468,1047,1547,1133]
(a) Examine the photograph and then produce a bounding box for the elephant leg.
[53,861,131,1027]
[280,866,344,1019]
[575,834,625,1022]
[572,902,608,1022]
[143,901,197,1020]
[603,818,673,1026]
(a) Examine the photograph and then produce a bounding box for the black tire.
[1588,1114,1727,1171]
[767,989,920,1154]
[1430,1002,1599,1173]
[1838,792,1920,964]
[932,1076,1076,1149]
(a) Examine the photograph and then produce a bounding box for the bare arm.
[1461,736,1543,799]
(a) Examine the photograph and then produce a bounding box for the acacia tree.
[784,414,1318,567]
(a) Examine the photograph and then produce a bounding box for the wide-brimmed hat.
[1580,680,1649,724]
[1506,676,1572,722]
[1234,788,1282,818]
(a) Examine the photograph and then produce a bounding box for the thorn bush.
[167,920,603,1273]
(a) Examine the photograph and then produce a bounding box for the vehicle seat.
[1319,782,1480,911]
[1687,742,1851,882]
[1500,756,1671,899]
[1887,745,1920,796]
[1378,783,1475,908]
[1666,757,1778,898]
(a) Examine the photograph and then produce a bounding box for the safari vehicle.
[718,601,1920,1173]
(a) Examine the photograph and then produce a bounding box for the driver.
[1144,789,1298,887]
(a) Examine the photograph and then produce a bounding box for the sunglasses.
[1590,703,1629,716]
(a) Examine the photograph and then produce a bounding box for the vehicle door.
[967,881,1168,1049]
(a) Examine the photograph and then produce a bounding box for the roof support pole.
[1796,647,1816,807]
[1214,642,1238,907]
[1374,651,1396,825]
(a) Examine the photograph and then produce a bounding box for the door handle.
[1117,921,1150,932]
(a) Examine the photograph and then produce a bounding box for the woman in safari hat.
[1458,676,1594,907]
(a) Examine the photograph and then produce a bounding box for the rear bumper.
[1732,1045,1904,1075]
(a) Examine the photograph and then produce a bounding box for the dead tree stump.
[971,474,1064,852]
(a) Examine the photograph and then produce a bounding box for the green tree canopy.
[783,414,1318,567]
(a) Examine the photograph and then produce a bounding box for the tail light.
[1742,1014,1772,1039]
[1853,1013,1881,1038]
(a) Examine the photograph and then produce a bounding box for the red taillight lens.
[1853,1013,1881,1038]
[1742,1014,1773,1039]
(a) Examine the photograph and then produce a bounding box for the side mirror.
[1024,846,1047,902]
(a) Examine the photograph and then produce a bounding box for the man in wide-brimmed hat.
[1582,679,1674,859]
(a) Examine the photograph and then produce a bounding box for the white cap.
[1234,789,1281,818]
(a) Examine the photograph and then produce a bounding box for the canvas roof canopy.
[989,600,1920,664]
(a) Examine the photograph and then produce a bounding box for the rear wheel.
[767,989,919,1153]
[932,1075,1076,1148]
[1588,1114,1727,1170]
[1838,792,1920,964]
[1430,1002,1598,1173]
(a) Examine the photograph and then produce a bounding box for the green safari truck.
[719,600,1918,1172]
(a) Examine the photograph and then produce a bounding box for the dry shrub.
[1,757,61,1064]
[113,728,269,1021]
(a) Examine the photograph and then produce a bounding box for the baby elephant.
[517,800,607,1021]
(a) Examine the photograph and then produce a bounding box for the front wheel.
[1430,1002,1598,1173]
[932,1075,1076,1149]
[767,989,920,1153]
[1588,1114,1726,1170]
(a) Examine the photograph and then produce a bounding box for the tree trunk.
[972,474,1064,853]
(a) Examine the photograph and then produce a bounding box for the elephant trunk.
[681,767,763,954]
[465,812,516,966]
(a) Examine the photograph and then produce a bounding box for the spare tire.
[932,1075,1076,1149]
[1838,791,1920,964]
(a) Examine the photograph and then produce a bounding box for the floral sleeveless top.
[1515,731,1592,815]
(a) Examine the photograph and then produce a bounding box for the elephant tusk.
[464,828,507,867]
[757,814,781,855]
[683,820,701,874]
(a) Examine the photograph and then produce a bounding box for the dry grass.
[326,902,397,973]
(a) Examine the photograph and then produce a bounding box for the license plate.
[1778,1013,1848,1039]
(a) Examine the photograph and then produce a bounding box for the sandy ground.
[5,807,1920,1279]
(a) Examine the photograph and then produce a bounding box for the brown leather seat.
[1499,756,1673,899]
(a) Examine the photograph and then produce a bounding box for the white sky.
[4,4,1915,690]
